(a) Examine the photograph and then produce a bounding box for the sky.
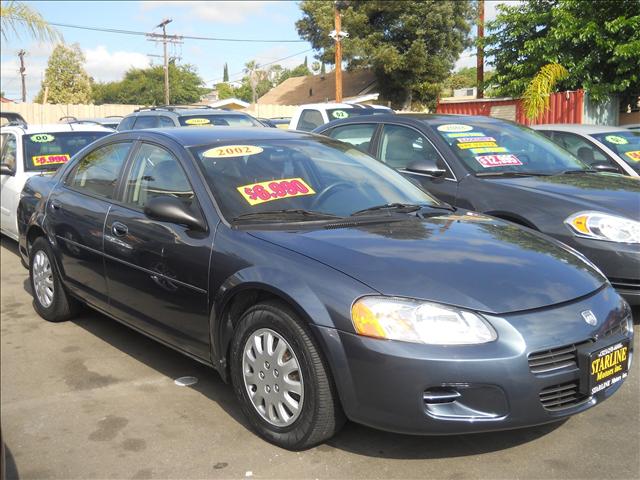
[1,1,515,102]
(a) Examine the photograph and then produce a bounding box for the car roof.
[130,126,317,147]
[531,124,627,134]
[129,108,252,117]
[315,113,511,131]
[1,123,113,134]
[298,102,391,110]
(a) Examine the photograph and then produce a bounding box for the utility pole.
[146,19,182,105]
[477,0,485,99]
[330,2,349,103]
[18,49,26,102]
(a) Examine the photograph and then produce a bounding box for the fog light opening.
[423,387,461,404]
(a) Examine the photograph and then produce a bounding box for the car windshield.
[178,115,263,128]
[591,131,640,173]
[432,121,588,175]
[23,131,110,171]
[326,108,391,121]
[191,137,441,221]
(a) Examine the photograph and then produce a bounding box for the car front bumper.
[313,286,633,435]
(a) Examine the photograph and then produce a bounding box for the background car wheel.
[29,237,79,322]
[230,300,345,450]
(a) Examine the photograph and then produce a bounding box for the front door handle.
[50,200,61,211]
[112,222,128,237]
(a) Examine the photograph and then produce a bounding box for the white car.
[288,102,393,132]
[0,121,112,240]
[532,124,640,177]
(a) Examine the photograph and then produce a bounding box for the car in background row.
[17,127,634,449]
[314,114,640,304]
[116,105,264,131]
[532,124,639,177]
[0,120,112,240]
[59,115,122,130]
[288,102,393,132]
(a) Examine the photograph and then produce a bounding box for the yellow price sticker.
[625,151,640,162]
[185,118,211,125]
[32,153,70,166]
[458,141,499,149]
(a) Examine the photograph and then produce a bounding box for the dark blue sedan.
[18,127,633,449]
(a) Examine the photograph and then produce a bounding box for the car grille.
[528,341,590,374]
[539,381,590,411]
[609,277,640,292]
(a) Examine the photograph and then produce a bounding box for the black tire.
[230,300,345,450]
[29,237,79,322]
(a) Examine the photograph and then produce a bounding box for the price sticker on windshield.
[470,147,508,154]
[30,134,55,143]
[203,145,263,158]
[446,132,486,138]
[458,141,499,149]
[332,110,349,119]
[625,150,640,162]
[237,178,315,206]
[32,154,70,166]
[437,124,473,133]
[185,118,211,125]
[604,135,628,145]
[475,154,523,168]
[457,136,496,143]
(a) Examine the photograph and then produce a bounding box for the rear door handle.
[50,200,61,210]
[112,222,128,237]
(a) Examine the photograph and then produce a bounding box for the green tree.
[35,44,91,104]
[485,0,640,102]
[92,63,207,105]
[0,0,61,42]
[442,67,496,96]
[297,0,474,108]
[215,82,235,100]
[223,62,229,82]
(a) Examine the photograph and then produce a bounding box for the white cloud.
[141,1,276,24]
[83,46,149,82]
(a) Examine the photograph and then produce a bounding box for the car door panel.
[0,132,20,238]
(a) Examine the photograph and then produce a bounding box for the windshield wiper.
[350,203,454,217]
[232,209,342,222]
[559,169,598,174]
[475,171,551,177]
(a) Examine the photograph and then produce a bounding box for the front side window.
[328,124,377,152]
[23,131,110,171]
[191,138,440,220]
[66,142,132,198]
[379,125,446,173]
[551,132,612,168]
[123,143,194,210]
[1,133,17,171]
[433,121,587,175]
[297,110,324,131]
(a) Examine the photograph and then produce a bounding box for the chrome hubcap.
[32,250,54,308]
[242,328,304,427]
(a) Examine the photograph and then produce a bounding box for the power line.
[46,21,306,43]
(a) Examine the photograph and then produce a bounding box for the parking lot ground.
[1,235,639,480]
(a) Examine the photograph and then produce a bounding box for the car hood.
[487,174,640,219]
[250,213,606,315]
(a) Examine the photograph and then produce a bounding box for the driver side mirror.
[144,196,207,231]
[404,159,446,177]
[0,163,15,176]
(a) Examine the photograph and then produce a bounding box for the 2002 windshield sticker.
[238,178,316,205]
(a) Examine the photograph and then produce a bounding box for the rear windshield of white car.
[591,131,640,173]
[326,108,391,121]
[177,115,263,127]
[23,131,109,171]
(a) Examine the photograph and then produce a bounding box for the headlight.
[565,211,640,244]
[351,296,497,345]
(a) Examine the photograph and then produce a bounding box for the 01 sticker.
[475,154,522,168]
[32,153,70,166]
[625,150,640,162]
[238,177,315,205]
[203,145,264,158]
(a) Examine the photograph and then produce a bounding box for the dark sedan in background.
[18,128,633,449]
[314,115,640,305]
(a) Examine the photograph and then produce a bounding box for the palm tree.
[244,60,264,104]
[0,0,62,42]
[522,63,569,121]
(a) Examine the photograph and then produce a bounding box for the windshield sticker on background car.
[185,118,211,125]
[32,153,70,166]
[445,132,486,138]
[331,110,349,119]
[625,151,640,162]
[456,136,496,143]
[437,124,473,133]
[475,154,523,168]
[470,147,508,154]
[604,135,628,145]
[458,141,499,149]
[237,178,316,206]
[203,145,264,158]
[29,134,55,143]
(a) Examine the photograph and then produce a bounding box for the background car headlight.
[351,297,497,345]
[565,211,640,244]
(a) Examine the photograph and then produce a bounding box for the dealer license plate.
[585,340,630,395]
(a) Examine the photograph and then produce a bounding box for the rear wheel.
[29,237,79,322]
[230,300,344,450]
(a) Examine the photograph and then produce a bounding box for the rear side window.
[133,116,160,129]
[66,142,132,199]
[297,109,324,131]
[328,124,376,153]
[117,116,136,131]
[159,116,175,127]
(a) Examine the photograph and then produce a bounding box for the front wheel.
[29,237,79,322]
[230,300,344,450]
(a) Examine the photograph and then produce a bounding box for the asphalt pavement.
[1,236,639,479]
